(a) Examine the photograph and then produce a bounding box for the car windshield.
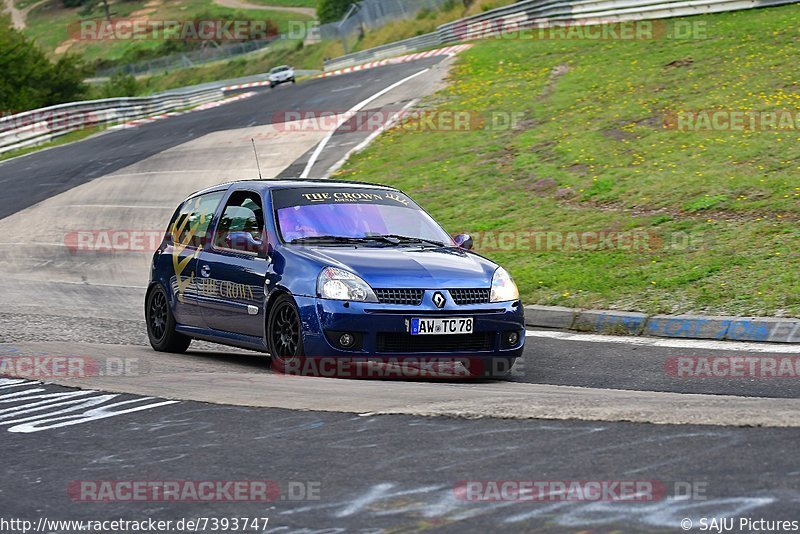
[273,188,453,246]
[271,66,289,73]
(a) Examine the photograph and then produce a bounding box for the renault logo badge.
[432,292,446,309]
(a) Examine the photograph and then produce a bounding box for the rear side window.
[168,191,225,248]
[213,190,265,253]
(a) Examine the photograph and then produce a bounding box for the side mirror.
[225,232,263,253]
[453,234,473,251]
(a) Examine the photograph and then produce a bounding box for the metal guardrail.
[321,32,442,71]
[0,69,293,157]
[0,87,223,156]
[0,66,323,157]
[324,0,799,71]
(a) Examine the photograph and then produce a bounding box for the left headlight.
[490,267,519,303]
[317,266,378,303]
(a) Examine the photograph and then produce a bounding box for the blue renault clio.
[146,180,524,378]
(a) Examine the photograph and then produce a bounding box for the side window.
[214,191,265,253]
[168,191,225,248]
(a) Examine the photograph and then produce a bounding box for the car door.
[197,189,272,337]
[165,190,225,327]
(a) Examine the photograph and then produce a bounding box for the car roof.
[186,179,401,200]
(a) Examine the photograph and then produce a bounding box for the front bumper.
[294,293,525,369]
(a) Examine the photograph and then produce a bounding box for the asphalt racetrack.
[1,54,798,532]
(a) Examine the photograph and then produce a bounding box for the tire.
[291,77,296,84]
[270,83,276,89]
[146,285,191,353]
[266,294,305,373]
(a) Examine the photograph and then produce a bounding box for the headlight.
[317,267,378,303]
[490,267,519,302]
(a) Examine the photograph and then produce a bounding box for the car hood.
[289,246,498,289]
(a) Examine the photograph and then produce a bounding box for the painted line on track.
[526,329,800,353]
[300,68,430,179]
[325,98,419,178]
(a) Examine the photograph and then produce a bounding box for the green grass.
[24,0,313,62]
[243,0,316,7]
[0,125,103,162]
[335,5,800,317]
[135,36,336,93]
[350,0,516,53]
[123,0,516,93]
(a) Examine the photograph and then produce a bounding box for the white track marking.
[325,98,419,177]
[108,170,244,177]
[59,204,173,209]
[300,68,430,178]
[526,329,800,353]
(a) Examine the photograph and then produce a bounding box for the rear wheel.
[146,285,191,353]
[266,294,305,373]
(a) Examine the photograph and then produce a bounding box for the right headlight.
[490,267,520,302]
[317,267,378,303]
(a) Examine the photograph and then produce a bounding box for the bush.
[317,0,353,24]
[97,72,141,98]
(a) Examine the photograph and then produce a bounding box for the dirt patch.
[130,0,161,18]
[539,63,571,100]
[55,37,78,54]
[212,0,316,17]
[665,57,693,68]
[602,115,665,141]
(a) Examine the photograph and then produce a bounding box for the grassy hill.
[115,0,518,93]
[335,4,800,317]
[20,0,314,67]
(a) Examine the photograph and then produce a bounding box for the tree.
[317,0,354,24]
[79,0,113,22]
[0,16,88,111]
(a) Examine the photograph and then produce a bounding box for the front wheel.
[266,294,305,373]
[146,285,191,353]
[291,77,296,84]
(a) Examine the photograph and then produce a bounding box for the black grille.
[376,332,494,353]
[449,288,491,305]
[374,289,424,306]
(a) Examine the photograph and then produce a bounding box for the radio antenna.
[251,138,263,180]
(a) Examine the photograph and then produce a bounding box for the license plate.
[410,317,474,336]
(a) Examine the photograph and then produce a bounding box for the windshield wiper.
[289,235,448,247]
[371,234,448,247]
[288,235,367,245]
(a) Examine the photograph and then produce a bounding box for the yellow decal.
[170,197,207,303]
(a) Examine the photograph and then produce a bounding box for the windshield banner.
[272,188,419,209]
